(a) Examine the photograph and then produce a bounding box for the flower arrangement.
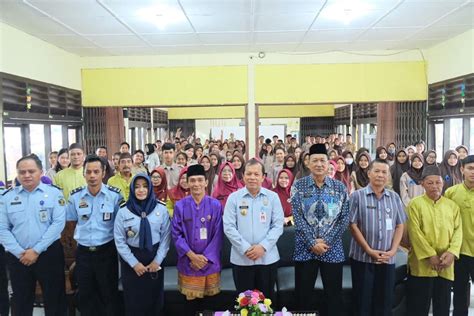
[235,289,273,316]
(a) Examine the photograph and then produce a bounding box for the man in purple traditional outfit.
[171,164,223,314]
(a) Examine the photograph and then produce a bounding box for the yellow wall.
[424,29,474,84]
[259,105,334,118]
[81,66,248,106]
[0,22,81,90]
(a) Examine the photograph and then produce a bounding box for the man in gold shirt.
[107,152,134,201]
[445,155,474,316]
[406,165,462,316]
[54,143,86,200]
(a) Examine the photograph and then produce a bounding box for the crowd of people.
[0,130,472,316]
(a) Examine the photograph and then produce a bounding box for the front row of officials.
[0,144,473,316]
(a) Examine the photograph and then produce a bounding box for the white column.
[124,108,130,143]
[247,61,256,158]
[0,101,4,182]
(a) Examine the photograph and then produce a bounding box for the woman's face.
[221,165,233,183]
[179,174,188,189]
[176,154,187,166]
[295,148,302,160]
[328,164,336,178]
[223,143,229,150]
[133,152,144,165]
[266,145,272,153]
[407,148,415,158]
[200,158,211,171]
[448,154,458,166]
[329,151,337,160]
[412,157,423,169]
[378,149,388,160]
[457,148,468,160]
[359,156,369,169]
[232,156,242,169]
[210,155,218,167]
[286,157,295,168]
[58,153,70,168]
[185,148,194,159]
[195,148,203,158]
[134,178,148,201]
[151,172,162,187]
[336,159,345,172]
[397,151,407,164]
[277,172,290,188]
[226,152,233,161]
[304,155,310,167]
[275,149,285,162]
[388,144,396,152]
[426,152,436,164]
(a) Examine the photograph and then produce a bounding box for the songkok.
[421,165,441,179]
[462,155,474,166]
[187,164,205,178]
[309,144,327,156]
[69,142,83,151]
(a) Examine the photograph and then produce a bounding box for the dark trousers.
[0,245,9,316]
[76,241,118,316]
[232,262,278,302]
[453,254,474,316]
[121,243,164,316]
[407,274,452,316]
[7,240,66,316]
[350,259,395,316]
[295,259,343,316]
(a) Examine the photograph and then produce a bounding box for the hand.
[187,252,208,270]
[428,256,442,272]
[378,249,397,264]
[245,245,266,260]
[366,249,387,264]
[311,240,329,255]
[19,249,39,266]
[146,261,161,273]
[133,263,148,276]
[439,252,455,269]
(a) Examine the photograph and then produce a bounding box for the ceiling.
[0,0,473,57]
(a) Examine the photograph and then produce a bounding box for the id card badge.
[39,210,48,222]
[103,212,112,221]
[327,203,338,217]
[200,227,207,240]
[259,211,267,223]
[385,218,393,230]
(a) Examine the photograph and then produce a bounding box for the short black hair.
[49,151,58,156]
[244,158,265,175]
[16,154,43,170]
[113,151,121,157]
[134,149,145,157]
[119,152,133,162]
[368,159,390,171]
[155,140,162,143]
[120,141,130,148]
[84,154,106,171]
[346,133,352,136]
[162,143,175,151]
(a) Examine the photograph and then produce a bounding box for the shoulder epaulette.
[157,199,166,206]
[1,188,12,196]
[107,185,121,194]
[119,200,127,208]
[49,184,62,191]
[70,186,85,196]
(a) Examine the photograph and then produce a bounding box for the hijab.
[199,155,216,195]
[150,167,168,203]
[272,169,294,217]
[127,174,157,252]
[423,150,438,166]
[334,156,352,192]
[168,166,190,203]
[386,142,396,162]
[375,146,388,162]
[439,150,463,192]
[342,150,355,173]
[406,153,424,185]
[390,149,410,195]
[283,154,298,177]
[212,162,243,208]
[355,152,371,188]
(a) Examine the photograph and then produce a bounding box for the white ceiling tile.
[27,0,109,18]
[61,46,112,57]
[433,3,474,26]
[312,10,386,29]
[118,16,194,34]
[179,0,250,15]
[61,16,131,35]
[375,2,463,28]
[410,24,473,40]
[39,34,96,47]
[304,29,364,42]
[142,33,201,45]
[198,32,251,45]
[102,0,179,17]
[107,46,157,55]
[391,38,445,49]
[358,27,422,41]
[255,31,305,43]
[252,42,299,52]
[297,41,352,51]
[201,44,251,53]
[255,14,315,31]
[255,0,326,15]
[86,34,147,47]
[190,14,251,32]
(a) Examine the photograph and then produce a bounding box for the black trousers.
[76,241,118,316]
[350,259,395,316]
[295,259,343,316]
[121,243,164,316]
[232,262,278,302]
[7,240,66,316]
[453,254,474,316]
[0,245,9,316]
[407,274,452,316]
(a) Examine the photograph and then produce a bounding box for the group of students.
[0,132,472,316]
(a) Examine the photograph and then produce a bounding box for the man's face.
[96,148,107,158]
[462,163,474,183]
[120,144,129,153]
[368,162,389,187]
[309,154,329,177]
[69,148,84,168]
[273,136,278,143]
[243,164,264,192]
[133,152,144,164]
[347,136,352,143]
[119,158,133,175]
[187,175,207,196]
[17,159,42,191]
[163,149,174,163]
[422,175,443,200]
[84,161,105,187]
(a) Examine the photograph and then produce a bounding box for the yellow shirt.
[107,173,133,201]
[445,183,474,257]
[53,167,86,200]
[407,194,462,281]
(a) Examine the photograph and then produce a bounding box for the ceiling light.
[136,4,186,30]
[321,0,373,25]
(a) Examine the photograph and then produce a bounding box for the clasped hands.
[245,244,266,261]
[427,252,455,272]
[133,261,161,277]
[187,251,209,271]
[19,249,39,266]
[366,248,397,264]
[311,239,330,255]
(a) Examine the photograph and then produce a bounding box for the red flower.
[240,296,250,307]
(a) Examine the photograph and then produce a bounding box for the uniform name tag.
[260,211,267,223]
[386,218,393,230]
[200,227,207,240]
[39,210,48,222]
[103,212,111,221]
[10,201,22,205]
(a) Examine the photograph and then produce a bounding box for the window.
[449,118,463,150]
[4,127,23,182]
[68,128,77,146]
[471,118,474,154]
[435,123,444,162]
[51,125,63,151]
[29,124,46,169]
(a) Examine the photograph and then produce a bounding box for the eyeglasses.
[151,176,161,180]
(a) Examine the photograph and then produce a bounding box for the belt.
[78,240,114,253]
